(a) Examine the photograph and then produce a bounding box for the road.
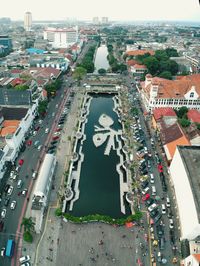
[0,76,73,266]
[126,78,180,265]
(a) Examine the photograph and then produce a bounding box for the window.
[190,92,194,98]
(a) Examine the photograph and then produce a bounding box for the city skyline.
[0,0,200,22]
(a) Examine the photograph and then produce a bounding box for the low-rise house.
[187,109,200,124]
[152,107,177,130]
[184,254,200,266]
[159,122,190,162]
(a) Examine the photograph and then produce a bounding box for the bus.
[5,239,15,257]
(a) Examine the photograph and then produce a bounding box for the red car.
[142,193,150,201]
[18,159,24,166]
[52,136,59,140]
[157,164,163,173]
[56,128,62,132]
[26,140,32,146]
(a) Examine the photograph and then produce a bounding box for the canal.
[94,44,110,73]
[70,94,130,218]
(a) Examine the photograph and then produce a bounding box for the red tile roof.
[187,109,200,123]
[127,59,139,66]
[141,73,200,99]
[153,108,177,121]
[126,49,154,56]
[133,64,147,69]
[10,78,26,87]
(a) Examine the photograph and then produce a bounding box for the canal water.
[71,94,131,218]
[94,44,110,73]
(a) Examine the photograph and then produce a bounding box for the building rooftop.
[0,107,28,120]
[178,145,200,223]
[153,107,177,121]
[187,109,200,123]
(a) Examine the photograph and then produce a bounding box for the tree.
[195,123,200,130]
[159,71,172,80]
[143,56,159,75]
[21,217,35,233]
[38,100,48,116]
[15,84,29,91]
[155,50,168,61]
[179,118,191,127]
[98,68,107,74]
[176,106,188,118]
[165,48,179,57]
[23,231,33,243]
[167,60,179,75]
[72,66,87,83]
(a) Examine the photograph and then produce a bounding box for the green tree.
[38,100,48,116]
[179,118,190,127]
[15,84,29,91]
[155,50,168,61]
[23,231,33,243]
[159,71,172,80]
[98,68,107,74]
[143,56,159,75]
[167,60,179,75]
[72,66,87,83]
[165,48,179,57]
[176,106,188,118]
[21,217,35,232]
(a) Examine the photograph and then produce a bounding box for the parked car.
[7,186,13,196]
[10,200,16,210]
[1,209,6,219]
[32,171,37,179]
[4,197,10,207]
[0,247,5,257]
[45,128,49,133]
[169,219,174,229]
[4,184,10,193]
[52,136,59,141]
[22,189,28,196]
[148,203,158,212]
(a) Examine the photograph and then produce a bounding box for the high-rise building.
[43,27,79,48]
[102,17,108,24]
[24,12,32,31]
[0,35,12,52]
[92,17,99,25]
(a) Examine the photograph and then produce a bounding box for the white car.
[33,131,37,136]
[38,119,43,124]
[37,145,42,151]
[10,200,16,210]
[7,186,13,196]
[12,174,17,181]
[15,166,20,172]
[1,209,6,219]
[169,219,174,229]
[45,128,49,134]
[148,203,157,212]
[10,170,15,179]
[53,131,61,136]
[32,171,37,179]
[0,247,5,257]
[22,189,28,196]
[161,204,166,214]
[142,187,150,195]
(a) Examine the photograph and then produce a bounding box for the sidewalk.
[21,88,85,265]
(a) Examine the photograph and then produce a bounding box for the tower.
[24,12,32,31]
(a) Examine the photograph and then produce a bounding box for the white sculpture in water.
[93,114,121,155]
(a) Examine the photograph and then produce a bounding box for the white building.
[139,74,200,112]
[92,17,99,24]
[24,12,32,31]
[169,145,200,240]
[43,27,78,48]
[31,154,57,233]
[183,254,200,266]
[102,17,108,24]
[0,103,38,179]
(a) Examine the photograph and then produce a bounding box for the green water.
[71,94,130,218]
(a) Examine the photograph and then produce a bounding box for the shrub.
[23,231,33,243]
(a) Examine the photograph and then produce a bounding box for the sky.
[1,0,200,21]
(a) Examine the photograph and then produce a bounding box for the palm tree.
[21,217,35,233]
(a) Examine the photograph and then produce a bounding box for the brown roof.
[141,74,200,99]
[127,59,139,66]
[126,49,154,56]
[153,108,177,121]
[187,109,200,123]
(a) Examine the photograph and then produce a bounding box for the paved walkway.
[21,88,85,265]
